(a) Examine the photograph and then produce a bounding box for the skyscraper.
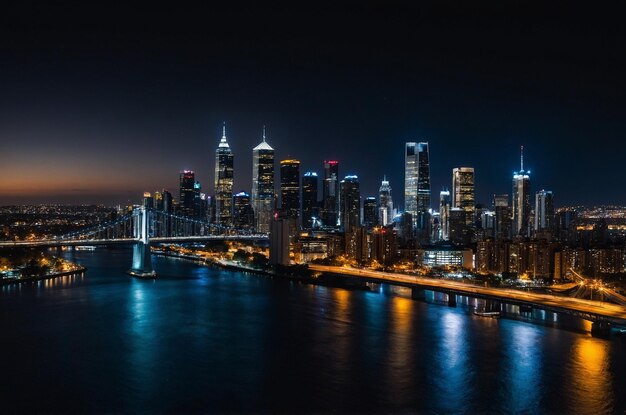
[179,170,197,217]
[440,188,451,240]
[322,160,339,227]
[493,194,511,240]
[251,127,275,233]
[378,176,393,226]
[534,189,554,233]
[302,172,319,229]
[452,167,475,226]
[512,146,531,237]
[405,142,431,229]
[280,159,300,220]
[233,191,254,229]
[363,197,377,228]
[340,175,360,233]
[215,123,234,226]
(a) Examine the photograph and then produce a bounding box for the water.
[1,248,625,413]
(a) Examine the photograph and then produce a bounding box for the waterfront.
[1,249,626,413]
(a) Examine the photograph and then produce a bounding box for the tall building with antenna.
[252,126,275,233]
[512,146,531,237]
[214,122,234,226]
[378,176,393,226]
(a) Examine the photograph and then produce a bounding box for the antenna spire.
[222,122,226,139]
[520,145,524,171]
[262,125,266,142]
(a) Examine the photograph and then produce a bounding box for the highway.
[309,265,626,325]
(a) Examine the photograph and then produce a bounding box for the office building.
[179,170,199,217]
[215,123,234,226]
[251,127,275,233]
[512,146,531,237]
[280,159,300,220]
[340,175,360,233]
[302,172,319,229]
[440,188,451,240]
[363,197,377,228]
[534,189,554,232]
[452,167,475,226]
[378,176,393,226]
[233,191,254,229]
[322,160,339,227]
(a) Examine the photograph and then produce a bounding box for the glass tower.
[322,160,339,227]
[378,176,393,226]
[251,127,275,233]
[512,146,531,237]
[280,159,300,220]
[405,142,431,230]
[215,123,234,226]
[340,175,360,233]
[302,172,319,229]
[452,167,475,226]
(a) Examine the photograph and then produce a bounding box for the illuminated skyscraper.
[215,123,234,226]
[280,159,300,220]
[493,194,511,240]
[340,175,360,233]
[378,176,393,226]
[322,160,339,227]
[233,191,254,229]
[405,142,431,229]
[302,172,319,229]
[439,188,451,240]
[179,170,197,217]
[534,189,554,232]
[452,167,475,225]
[363,197,377,228]
[512,146,531,237]
[251,126,275,233]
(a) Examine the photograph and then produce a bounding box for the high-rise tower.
[215,123,234,226]
[512,146,531,237]
[302,172,319,229]
[280,158,300,221]
[179,170,197,217]
[452,167,475,226]
[340,175,360,233]
[322,160,339,227]
[251,126,275,233]
[405,142,431,228]
[534,189,554,233]
[439,188,451,240]
[378,176,393,226]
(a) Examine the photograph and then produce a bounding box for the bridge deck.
[309,265,626,325]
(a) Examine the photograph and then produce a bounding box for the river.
[1,248,625,413]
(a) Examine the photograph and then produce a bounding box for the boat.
[473,309,501,318]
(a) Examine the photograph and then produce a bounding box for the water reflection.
[504,324,541,413]
[566,337,614,414]
[385,296,415,405]
[434,311,472,412]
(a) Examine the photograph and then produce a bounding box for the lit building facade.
[439,188,451,241]
[378,176,393,226]
[512,146,531,237]
[534,189,554,233]
[322,160,339,227]
[452,167,475,226]
[179,170,199,218]
[215,123,234,226]
[340,175,360,233]
[363,196,377,228]
[251,127,275,233]
[302,172,319,229]
[233,191,254,229]
[404,142,431,228]
[280,159,300,220]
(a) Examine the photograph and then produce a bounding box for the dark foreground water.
[1,249,626,414]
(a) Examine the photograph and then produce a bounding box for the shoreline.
[1,267,87,286]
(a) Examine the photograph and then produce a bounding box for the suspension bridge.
[0,207,268,277]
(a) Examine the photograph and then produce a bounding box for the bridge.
[309,264,626,337]
[0,207,268,278]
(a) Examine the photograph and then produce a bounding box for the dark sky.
[1,1,625,207]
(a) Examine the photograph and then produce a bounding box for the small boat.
[473,309,501,318]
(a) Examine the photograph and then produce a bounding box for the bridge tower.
[128,207,156,278]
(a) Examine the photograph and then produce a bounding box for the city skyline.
[2,3,626,206]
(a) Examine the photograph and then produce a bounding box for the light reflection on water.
[0,250,623,413]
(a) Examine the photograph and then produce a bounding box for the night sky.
[1,2,625,207]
